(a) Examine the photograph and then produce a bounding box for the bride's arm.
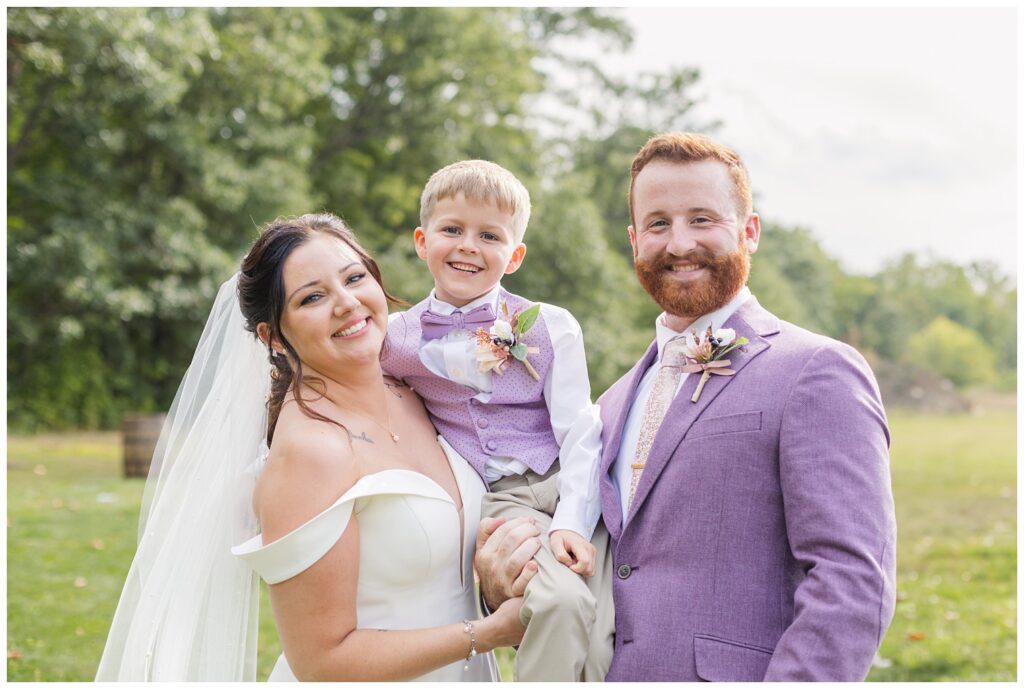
[257,419,524,681]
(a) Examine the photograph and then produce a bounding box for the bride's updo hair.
[237,212,403,444]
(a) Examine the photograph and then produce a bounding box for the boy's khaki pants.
[482,462,615,682]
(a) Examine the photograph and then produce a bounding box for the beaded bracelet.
[462,619,477,671]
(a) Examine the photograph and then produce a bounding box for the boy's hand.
[549,529,597,576]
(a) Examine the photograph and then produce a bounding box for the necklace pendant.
[390,433,400,443]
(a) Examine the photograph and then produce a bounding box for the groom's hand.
[475,516,541,611]
[550,528,597,576]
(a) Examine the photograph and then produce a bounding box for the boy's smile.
[415,193,526,307]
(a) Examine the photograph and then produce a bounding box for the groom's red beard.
[634,244,751,320]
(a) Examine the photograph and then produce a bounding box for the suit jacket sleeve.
[765,342,897,681]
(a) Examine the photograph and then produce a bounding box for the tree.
[8,8,330,428]
[747,224,843,336]
[10,8,1013,430]
[503,171,655,396]
[7,7,639,429]
[905,317,997,388]
[850,253,1016,380]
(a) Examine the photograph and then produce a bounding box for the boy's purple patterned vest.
[382,289,559,480]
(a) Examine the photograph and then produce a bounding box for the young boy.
[382,160,613,681]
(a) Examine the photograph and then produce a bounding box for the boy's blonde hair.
[420,160,531,243]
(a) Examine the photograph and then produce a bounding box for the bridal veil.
[96,274,270,680]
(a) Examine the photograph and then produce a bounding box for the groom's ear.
[742,212,761,255]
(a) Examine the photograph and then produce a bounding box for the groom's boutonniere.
[475,302,541,381]
[682,326,748,403]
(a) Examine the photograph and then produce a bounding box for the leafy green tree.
[747,224,843,336]
[7,7,639,429]
[849,254,1015,380]
[308,8,544,248]
[8,7,330,428]
[964,261,1016,374]
[9,7,1013,431]
[549,66,706,261]
[905,317,997,388]
[503,172,655,395]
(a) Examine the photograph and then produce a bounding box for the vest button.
[477,419,489,429]
[616,564,632,579]
[486,440,497,451]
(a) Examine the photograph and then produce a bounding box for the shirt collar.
[654,286,752,361]
[427,283,503,315]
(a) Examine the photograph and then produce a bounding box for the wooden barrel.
[122,413,167,478]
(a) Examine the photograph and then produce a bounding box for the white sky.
[598,7,1018,277]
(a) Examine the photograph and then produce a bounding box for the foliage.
[6,7,630,428]
[905,317,997,388]
[7,8,328,429]
[503,173,655,395]
[6,7,1016,430]
[748,224,843,335]
[307,7,547,249]
[747,235,1016,392]
[7,414,1015,680]
[855,255,1015,378]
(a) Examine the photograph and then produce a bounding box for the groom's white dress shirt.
[612,286,751,519]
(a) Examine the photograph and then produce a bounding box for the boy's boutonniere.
[475,302,541,381]
[681,326,748,403]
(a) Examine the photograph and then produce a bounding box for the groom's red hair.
[629,132,753,225]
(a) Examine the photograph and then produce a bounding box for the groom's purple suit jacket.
[599,297,896,681]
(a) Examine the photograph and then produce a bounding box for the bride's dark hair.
[237,212,404,444]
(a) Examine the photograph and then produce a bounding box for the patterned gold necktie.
[627,337,690,509]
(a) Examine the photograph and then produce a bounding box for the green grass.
[5,433,283,681]
[6,409,1016,680]
[868,409,1017,681]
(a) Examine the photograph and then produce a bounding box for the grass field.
[6,409,1016,681]
[870,409,1017,681]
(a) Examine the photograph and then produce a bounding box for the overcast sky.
[598,7,1017,277]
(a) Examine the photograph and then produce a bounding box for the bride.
[96,213,533,681]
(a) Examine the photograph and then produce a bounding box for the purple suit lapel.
[600,340,658,541]
[623,298,781,527]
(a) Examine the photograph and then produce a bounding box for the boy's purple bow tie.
[420,304,496,340]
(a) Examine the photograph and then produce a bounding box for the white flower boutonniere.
[475,303,541,380]
[681,326,748,403]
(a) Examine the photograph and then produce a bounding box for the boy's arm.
[539,305,603,542]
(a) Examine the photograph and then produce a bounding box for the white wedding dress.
[231,436,498,682]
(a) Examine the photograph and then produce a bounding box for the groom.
[599,132,896,681]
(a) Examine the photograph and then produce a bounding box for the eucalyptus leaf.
[516,304,540,335]
[712,337,748,361]
[509,343,528,361]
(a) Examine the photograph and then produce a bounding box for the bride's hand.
[476,597,526,651]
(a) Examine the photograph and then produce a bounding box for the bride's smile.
[276,234,389,370]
